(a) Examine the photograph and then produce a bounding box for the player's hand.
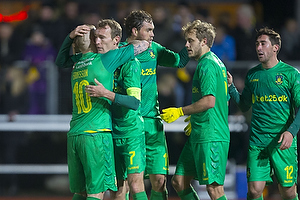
[278,131,293,150]
[160,107,183,123]
[69,25,91,39]
[227,71,233,87]
[85,78,108,97]
[184,116,191,136]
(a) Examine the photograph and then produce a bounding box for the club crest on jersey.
[148,50,155,58]
[275,75,283,85]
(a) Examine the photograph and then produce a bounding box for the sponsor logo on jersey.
[141,68,156,76]
[149,49,155,58]
[252,94,288,103]
[192,87,199,93]
[275,75,283,85]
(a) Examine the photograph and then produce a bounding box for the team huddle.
[55,9,300,200]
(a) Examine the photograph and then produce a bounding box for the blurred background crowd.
[0,0,300,198]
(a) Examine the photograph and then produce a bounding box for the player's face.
[185,31,202,60]
[135,21,154,43]
[94,25,119,53]
[256,35,278,64]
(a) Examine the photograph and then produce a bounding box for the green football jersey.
[190,51,230,143]
[120,41,189,118]
[68,48,134,137]
[111,58,144,138]
[235,61,300,147]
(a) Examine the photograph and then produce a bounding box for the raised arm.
[55,25,91,68]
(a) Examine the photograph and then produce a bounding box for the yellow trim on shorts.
[84,129,111,133]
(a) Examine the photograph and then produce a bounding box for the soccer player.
[227,27,300,200]
[55,21,149,200]
[160,20,230,200]
[122,10,190,200]
[85,21,147,200]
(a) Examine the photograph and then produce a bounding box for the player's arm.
[227,71,251,112]
[130,40,150,56]
[55,25,90,68]
[160,95,214,123]
[278,107,300,150]
[101,41,148,73]
[85,79,140,110]
[156,42,190,68]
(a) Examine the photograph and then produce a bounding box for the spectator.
[232,4,258,60]
[211,25,236,62]
[171,0,194,34]
[34,2,65,52]
[0,23,23,68]
[22,26,56,114]
[151,6,172,47]
[60,1,83,38]
[280,18,300,60]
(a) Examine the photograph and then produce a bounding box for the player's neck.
[82,49,92,54]
[262,57,279,69]
[127,36,136,43]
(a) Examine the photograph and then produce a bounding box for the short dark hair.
[124,10,153,37]
[256,27,281,53]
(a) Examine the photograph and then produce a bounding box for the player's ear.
[132,27,138,37]
[113,35,121,45]
[273,44,279,53]
[201,38,207,46]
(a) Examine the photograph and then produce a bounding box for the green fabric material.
[133,191,148,200]
[150,189,168,200]
[178,47,190,68]
[177,187,199,200]
[247,194,263,200]
[114,93,140,110]
[287,107,300,137]
[189,51,229,142]
[126,192,129,200]
[55,34,76,68]
[216,194,227,200]
[72,193,86,200]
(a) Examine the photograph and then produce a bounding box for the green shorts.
[114,134,146,180]
[144,117,169,177]
[175,139,229,185]
[247,145,298,187]
[67,133,117,194]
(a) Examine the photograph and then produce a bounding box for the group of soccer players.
[55,8,300,200]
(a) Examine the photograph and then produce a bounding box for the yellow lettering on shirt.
[192,87,199,93]
[141,68,156,76]
[252,94,288,103]
[73,69,88,80]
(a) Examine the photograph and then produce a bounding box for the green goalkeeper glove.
[184,116,191,136]
[160,107,184,123]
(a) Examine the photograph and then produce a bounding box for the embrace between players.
[55,9,300,200]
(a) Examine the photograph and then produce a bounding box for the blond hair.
[182,20,216,48]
